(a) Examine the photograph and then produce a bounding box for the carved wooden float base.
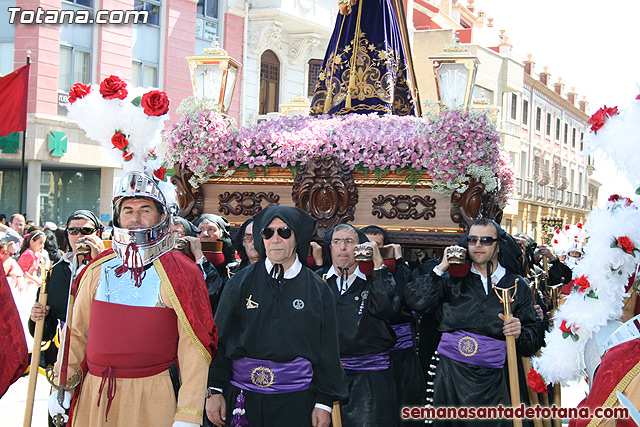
[171,157,503,248]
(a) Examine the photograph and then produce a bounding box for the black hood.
[322,225,369,267]
[66,209,104,232]
[252,206,316,268]
[361,225,390,245]
[193,214,231,238]
[458,219,524,276]
[172,216,201,237]
[232,218,254,263]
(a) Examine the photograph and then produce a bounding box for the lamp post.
[429,35,479,110]
[186,39,242,114]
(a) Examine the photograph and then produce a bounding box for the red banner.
[0,262,29,397]
[0,64,30,138]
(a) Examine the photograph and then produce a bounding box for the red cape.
[569,338,640,427]
[0,265,28,397]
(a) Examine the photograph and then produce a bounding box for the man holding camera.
[405,219,541,427]
[29,211,104,371]
[317,224,401,427]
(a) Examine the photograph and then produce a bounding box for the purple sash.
[437,330,506,369]
[391,323,413,350]
[340,351,390,371]
[230,357,312,394]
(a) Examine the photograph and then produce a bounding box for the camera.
[173,237,190,255]
[76,238,91,255]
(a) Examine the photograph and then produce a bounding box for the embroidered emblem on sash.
[246,295,259,309]
[251,366,274,388]
[293,299,304,310]
[458,336,478,357]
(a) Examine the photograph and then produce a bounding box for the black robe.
[28,257,72,367]
[318,265,401,427]
[210,260,347,426]
[405,268,541,427]
[389,258,428,424]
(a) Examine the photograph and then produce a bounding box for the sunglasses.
[467,236,498,246]
[68,227,96,236]
[260,227,292,240]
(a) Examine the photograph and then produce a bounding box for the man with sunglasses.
[207,206,347,427]
[27,211,104,426]
[405,218,541,427]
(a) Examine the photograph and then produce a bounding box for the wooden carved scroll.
[170,167,204,221]
[218,191,280,216]
[450,178,503,230]
[371,194,436,220]
[292,156,358,238]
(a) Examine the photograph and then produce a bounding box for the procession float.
[165,99,515,254]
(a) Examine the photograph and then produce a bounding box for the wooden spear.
[496,281,522,427]
[23,266,50,427]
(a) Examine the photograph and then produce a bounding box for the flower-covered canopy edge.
[164,98,516,209]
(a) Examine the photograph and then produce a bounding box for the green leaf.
[562,331,570,340]
[247,168,256,180]
[165,169,177,177]
[261,166,269,176]
[571,333,580,342]
[586,290,598,299]
[635,186,640,195]
[131,96,142,107]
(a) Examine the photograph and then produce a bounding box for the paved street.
[2,373,51,427]
[2,371,589,427]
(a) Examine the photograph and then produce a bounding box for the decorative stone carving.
[171,167,204,221]
[450,178,503,230]
[218,191,280,216]
[292,156,358,238]
[371,194,436,220]
[289,35,320,65]
[249,22,283,55]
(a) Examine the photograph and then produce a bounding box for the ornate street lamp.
[429,35,479,110]
[186,40,241,114]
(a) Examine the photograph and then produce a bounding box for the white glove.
[48,391,72,422]
[171,422,199,427]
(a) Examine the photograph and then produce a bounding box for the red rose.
[564,225,570,231]
[140,90,170,116]
[527,368,548,394]
[622,197,633,207]
[605,106,618,117]
[617,236,635,254]
[111,132,128,150]
[154,167,167,181]
[123,151,133,161]
[636,94,640,100]
[553,239,559,244]
[577,223,583,229]
[573,275,590,293]
[608,194,621,202]
[68,83,91,104]
[588,107,607,133]
[555,229,561,235]
[100,75,128,100]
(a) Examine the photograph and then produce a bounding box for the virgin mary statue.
[310,0,416,116]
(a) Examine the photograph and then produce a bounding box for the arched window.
[259,50,280,115]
